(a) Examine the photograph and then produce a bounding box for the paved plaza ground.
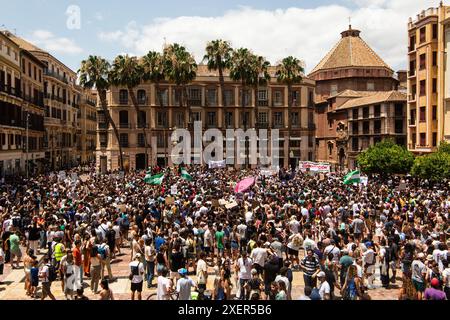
[0,244,401,300]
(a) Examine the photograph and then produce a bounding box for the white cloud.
[94,12,104,21]
[97,1,440,73]
[28,29,83,55]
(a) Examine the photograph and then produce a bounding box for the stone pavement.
[0,245,401,300]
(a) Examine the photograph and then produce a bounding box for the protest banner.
[209,160,226,169]
[171,185,178,195]
[299,161,331,173]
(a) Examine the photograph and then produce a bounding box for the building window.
[257,112,268,125]
[241,112,250,126]
[191,112,201,123]
[410,109,416,125]
[207,112,217,127]
[273,112,283,128]
[374,120,381,134]
[188,88,202,106]
[420,133,426,146]
[137,90,147,105]
[374,105,381,117]
[363,107,369,119]
[240,89,251,107]
[409,60,416,76]
[367,82,375,91]
[420,80,426,96]
[352,109,358,119]
[157,133,166,148]
[432,132,437,147]
[175,112,184,127]
[273,90,283,106]
[137,133,145,147]
[352,122,358,135]
[432,105,437,120]
[432,51,437,66]
[291,112,299,127]
[419,54,426,70]
[119,90,128,105]
[395,120,403,134]
[223,89,234,106]
[328,119,333,128]
[409,35,416,51]
[225,112,233,128]
[419,107,426,122]
[395,104,404,117]
[157,89,168,106]
[432,78,437,93]
[138,111,147,128]
[419,26,426,43]
[328,143,333,156]
[119,133,129,147]
[206,89,217,106]
[156,111,168,127]
[432,24,438,39]
[352,137,359,151]
[292,90,300,106]
[363,121,369,134]
[119,110,129,127]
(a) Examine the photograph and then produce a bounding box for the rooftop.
[334,90,406,110]
[309,26,392,77]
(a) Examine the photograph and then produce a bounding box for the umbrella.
[234,177,256,193]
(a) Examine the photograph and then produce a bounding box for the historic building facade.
[76,87,97,165]
[407,4,450,154]
[96,65,316,172]
[309,26,405,170]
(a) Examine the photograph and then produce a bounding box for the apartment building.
[76,87,97,164]
[407,3,450,153]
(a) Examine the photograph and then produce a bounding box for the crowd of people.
[0,164,449,301]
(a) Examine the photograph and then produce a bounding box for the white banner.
[208,160,226,169]
[299,161,331,173]
[171,184,178,195]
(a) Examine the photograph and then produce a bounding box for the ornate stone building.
[309,25,406,170]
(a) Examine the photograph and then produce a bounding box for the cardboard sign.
[225,201,238,209]
[118,204,127,212]
[165,197,175,205]
[319,174,325,181]
[79,174,89,182]
[71,173,78,181]
[399,182,407,191]
[171,185,178,195]
[219,199,227,206]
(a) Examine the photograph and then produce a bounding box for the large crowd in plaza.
[0,164,449,300]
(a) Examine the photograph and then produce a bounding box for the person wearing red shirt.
[72,240,83,290]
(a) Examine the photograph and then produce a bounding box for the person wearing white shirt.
[317,271,331,300]
[235,252,253,300]
[250,242,267,274]
[363,244,376,289]
[157,268,173,300]
[129,253,145,300]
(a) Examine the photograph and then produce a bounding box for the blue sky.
[1,0,441,72]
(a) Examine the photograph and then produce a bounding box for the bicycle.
[146,291,179,300]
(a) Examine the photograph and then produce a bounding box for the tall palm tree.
[249,55,271,131]
[203,40,233,128]
[276,56,304,169]
[229,48,255,167]
[140,51,165,167]
[163,43,197,130]
[109,55,150,169]
[78,55,124,171]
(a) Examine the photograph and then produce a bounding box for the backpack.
[310,288,322,300]
[106,229,116,243]
[98,245,107,259]
[47,264,57,282]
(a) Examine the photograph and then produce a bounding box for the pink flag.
[234,177,256,193]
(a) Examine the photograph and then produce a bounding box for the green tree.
[357,139,414,175]
[163,44,197,127]
[438,141,450,154]
[411,151,450,181]
[78,55,124,171]
[109,55,149,169]
[203,40,233,127]
[276,56,304,167]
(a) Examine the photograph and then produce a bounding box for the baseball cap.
[134,253,141,259]
[178,268,188,276]
[317,271,326,278]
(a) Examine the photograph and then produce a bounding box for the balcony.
[408,70,416,77]
[22,93,45,107]
[188,99,202,107]
[0,84,22,98]
[273,101,284,107]
[136,123,149,129]
[44,70,68,84]
[408,94,417,102]
[98,122,108,129]
[256,122,269,129]
[409,119,416,126]
[119,123,132,129]
[258,100,269,107]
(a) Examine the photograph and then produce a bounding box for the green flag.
[144,173,165,185]
[343,170,360,185]
[180,167,193,181]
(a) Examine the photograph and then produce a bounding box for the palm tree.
[229,48,254,167]
[109,55,150,169]
[163,43,197,130]
[276,56,304,169]
[78,55,124,171]
[249,55,270,131]
[203,40,233,128]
